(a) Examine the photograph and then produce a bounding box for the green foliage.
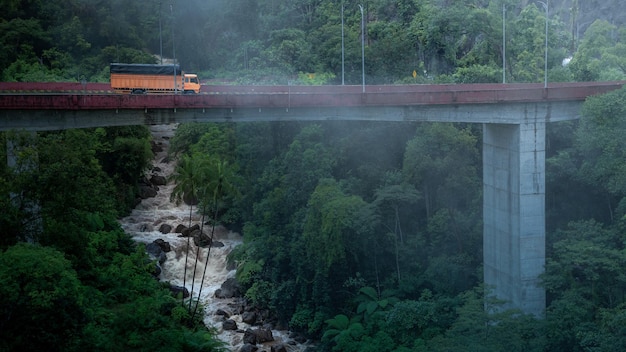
[569,20,626,82]
[245,280,275,308]
[303,178,367,271]
[578,86,626,198]
[1,125,224,350]
[0,243,85,351]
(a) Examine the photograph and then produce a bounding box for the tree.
[169,153,203,307]
[0,243,86,351]
[576,86,626,221]
[191,156,240,320]
[569,20,626,81]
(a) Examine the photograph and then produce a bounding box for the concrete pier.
[483,122,546,316]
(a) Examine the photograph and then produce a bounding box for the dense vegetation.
[0,127,226,351]
[2,0,626,84]
[3,0,626,351]
[167,89,626,351]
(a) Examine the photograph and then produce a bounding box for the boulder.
[138,184,158,199]
[151,140,164,153]
[192,229,211,247]
[271,345,288,352]
[181,224,200,237]
[243,328,273,345]
[150,174,167,186]
[215,278,242,299]
[169,285,189,298]
[223,319,238,331]
[238,344,258,352]
[215,309,231,318]
[158,223,172,234]
[241,311,257,325]
[154,238,171,252]
[242,329,256,345]
[145,241,167,264]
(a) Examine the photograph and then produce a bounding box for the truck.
[110,63,201,94]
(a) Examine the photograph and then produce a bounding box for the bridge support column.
[483,122,545,316]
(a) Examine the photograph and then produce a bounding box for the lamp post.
[502,3,506,84]
[538,1,548,88]
[359,4,365,93]
[159,2,163,64]
[170,3,177,94]
[341,2,345,85]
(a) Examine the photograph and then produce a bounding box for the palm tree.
[191,157,240,321]
[169,154,201,307]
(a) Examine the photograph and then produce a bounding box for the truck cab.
[183,74,201,94]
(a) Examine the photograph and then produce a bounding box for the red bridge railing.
[0,81,623,110]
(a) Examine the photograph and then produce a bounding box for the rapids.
[119,124,311,352]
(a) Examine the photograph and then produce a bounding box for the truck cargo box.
[110,63,200,94]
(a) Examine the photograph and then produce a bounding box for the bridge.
[1,80,625,316]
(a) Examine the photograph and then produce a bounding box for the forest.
[2,0,626,351]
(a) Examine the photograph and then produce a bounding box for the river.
[119,124,311,352]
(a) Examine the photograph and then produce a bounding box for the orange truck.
[110,63,201,94]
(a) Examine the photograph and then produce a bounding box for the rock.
[243,329,257,345]
[181,224,200,237]
[211,240,225,248]
[255,327,274,343]
[158,223,172,234]
[288,331,307,344]
[138,184,158,198]
[223,319,238,330]
[271,345,288,352]
[215,278,242,298]
[154,238,171,252]
[169,285,189,298]
[215,309,231,318]
[150,174,167,186]
[241,311,257,325]
[175,224,186,233]
[192,229,212,247]
[243,328,273,345]
[151,140,163,153]
[238,344,258,352]
[145,241,167,264]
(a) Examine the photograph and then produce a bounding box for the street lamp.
[359,4,365,93]
[502,3,506,83]
[170,3,177,94]
[159,2,163,64]
[538,1,548,88]
[341,2,345,85]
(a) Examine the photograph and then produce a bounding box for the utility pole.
[502,3,506,84]
[341,2,345,85]
[538,1,548,88]
[359,4,365,93]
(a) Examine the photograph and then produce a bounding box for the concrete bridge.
[2,81,625,316]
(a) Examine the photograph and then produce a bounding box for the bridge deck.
[0,82,623,110]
